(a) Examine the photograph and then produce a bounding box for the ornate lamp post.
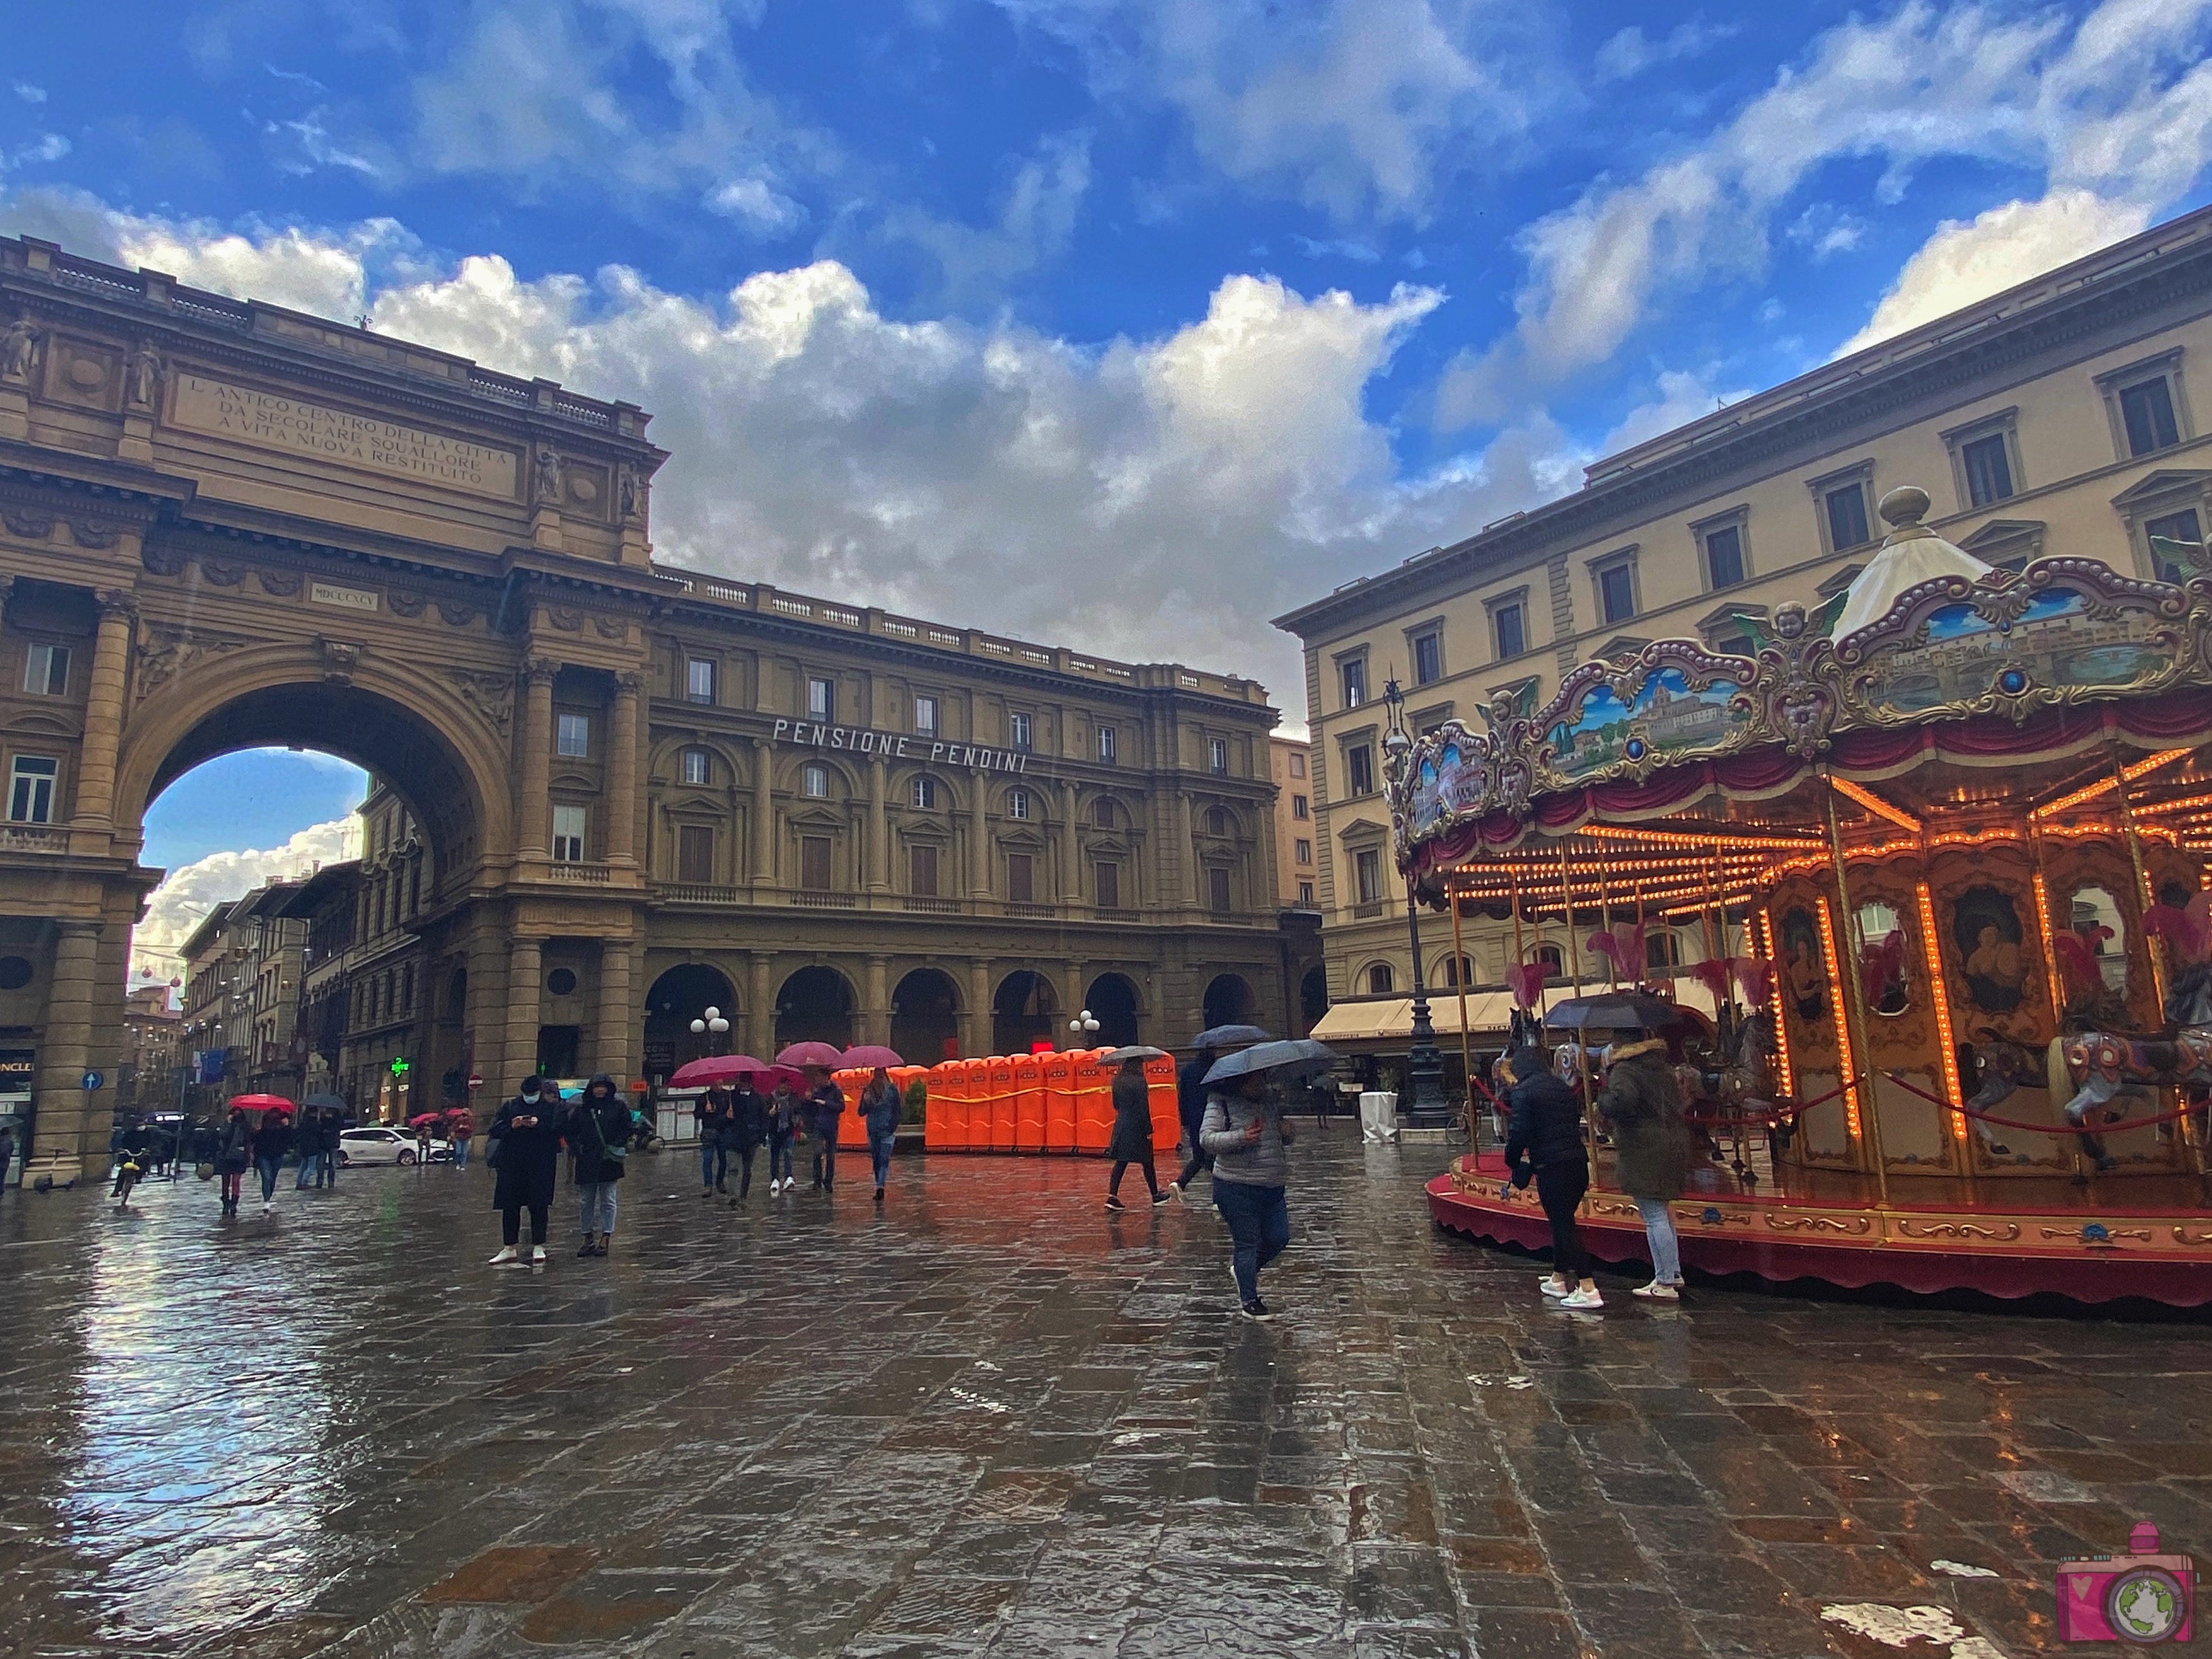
[1382,677,1451,1129]
[689,1005,730,1056]
[1067,1009,1100,1050]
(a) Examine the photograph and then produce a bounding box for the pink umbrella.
[775,1040,846,1069]
[841,1045,905,1071]
[669,1054,793,1089]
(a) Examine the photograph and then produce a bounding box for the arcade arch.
[1083,973,1142,1047]
[644,963,738,1077]
[992,969,1057,1054]
[890,968,960,1063]
[777,965,855,1049]
[1202,973,1255,1031]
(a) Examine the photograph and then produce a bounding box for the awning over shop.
[1309,978,1722,1047]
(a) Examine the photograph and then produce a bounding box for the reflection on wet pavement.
[1,1138,2205,1656]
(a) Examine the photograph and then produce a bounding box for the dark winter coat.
[696,1090,733,1148]
[858,1078,902,1144]
[568,1080,632,1185]
[729,1088,768,1150]
[216,1115,251,1174]
[490,1093,561,1209]
[1107,1069,1155,1162]
[767,1089,802,1143]
[804,1082,844,1144]
[251,1116,292,1165]
[1503,1069,1585,1188]
[1597,1050,1691,1200]
[1176,1058,1211,1137]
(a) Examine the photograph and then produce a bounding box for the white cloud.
[12,83,46,105]
[135,816,362,975]
[1593,19,1734,84]
[705,176,807,236]
[1786,202,1866,260]
[849,131,1094,306]
[4,134,69,171]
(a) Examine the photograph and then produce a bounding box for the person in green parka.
[1595,1037,1691,1301]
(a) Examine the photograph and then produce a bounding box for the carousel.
[1399,485,2212,1307]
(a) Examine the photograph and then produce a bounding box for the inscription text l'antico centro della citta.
[169,375,519,499]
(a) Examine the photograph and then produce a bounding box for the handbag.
[586,1103,627,1164]
[195,1161,215,1181]
[483,1135,504,1170]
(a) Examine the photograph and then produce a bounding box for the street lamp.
[1381,676,1451,1129]
[689,1005,730,1055]
[1067,1009,1100,1049]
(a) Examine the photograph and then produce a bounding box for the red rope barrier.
[1681,1081,1848,1127]
[1879,1069,2200,1135]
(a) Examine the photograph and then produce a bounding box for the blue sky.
[10,0,2212,899]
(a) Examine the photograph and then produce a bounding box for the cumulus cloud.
[135,816,362,978]
[1593,19,1734,84]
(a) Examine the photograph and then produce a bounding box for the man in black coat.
[1167,1045,1216,1202]
[489,1076,561,1266]
[1501,1046,1600,1309]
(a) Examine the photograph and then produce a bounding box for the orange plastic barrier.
[1012,1053,1046,1151]
[1042,1052,1076,1152]
[1073,1049,1111,1153]
[986,1056,1017,1151]
[831,1068,866,1138]
[925,1060,954,1148]
[1144,1053,1180,1154]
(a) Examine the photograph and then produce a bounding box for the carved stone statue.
[125,344,162,410]
[1,318,39,385]
[618,465,638,521]
[534,447,564,505]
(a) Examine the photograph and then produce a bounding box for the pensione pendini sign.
[770,720,1037,774]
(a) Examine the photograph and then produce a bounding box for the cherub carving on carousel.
[1722,597,1848,761]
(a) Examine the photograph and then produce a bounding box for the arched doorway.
[891,969,961,1063]
[1202,973,1255,1032]
[1084,974,1142,1047]
[776,965,855,1049]
[992,970,1057,1055]
[1299,964,1330,1036]
[643,963,738,1081]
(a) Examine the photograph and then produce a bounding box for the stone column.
[1067,961,1087,1025]
[964,957,992,1059]
[749,738,775,888]
[505,938,543,1083]
[73,590,135,829]
[595,938,633,1082]
[465,922,507,1094]
[968,775,991,898]
[1174,791,1196,911]
[37,919,101,1175]
[606,670,642,868]
[1058,781,1082,903]
[517,658,556,859]
[866,757,891,892]
[863,954,891,1046]
[748,951,774,1056]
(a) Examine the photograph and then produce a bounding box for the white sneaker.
[262,1200,273,1215]
[488,1246,518,1265]
[1631,1283,1681,1301]
[529,1245,548,1266]
[1558,1287,1604,1310]
[1539,1277,1570,1298]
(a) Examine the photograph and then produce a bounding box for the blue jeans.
[578,1181,618,1235]
[868,1134,893,1189]
[1213,1180,1289,1303]
[255,1157,282,1202]
[451,1135,470,1170]
[700,1140,727,1188]
[1634,1197,1682,1284]
[295,1154,316,1189]
[768,1133,793,1184]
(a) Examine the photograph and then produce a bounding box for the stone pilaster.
[505,938,543,1082]
[964,957,992,1059]
[749,738,775,887]
[968,775,990,898]
[606,670,641,867]
[517,658,556,859]
[595,939,633,1082]
[862,954,890,1046]
[748,951,774,1056]
[866,757,890,892]
[1059,781,1082,903]
[73,590,134,829]
[36,919,101,1176]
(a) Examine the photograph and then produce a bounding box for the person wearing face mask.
[489,1074,561,1266]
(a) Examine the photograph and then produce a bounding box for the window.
[1701,523,1746,590]
[681,748,711,786]
[807,676,833,721]
[1354,848,1382,904]
[1210,737,1229,775]
[802,762,829,799]
[1204,806,1228,837]
[1492,600,1526,661]
[1098,725,1117,763]
[1532,943,1564,978]
[1294,838,1312,864]
[7,756,55,823]
[1824,481,1872,551]
[677,824,714,883]
[800,835,831,891]
[912,775,938,809]
[551,804,587,862]
[685,657,716,704]
[909,844,939,897]
[1716,632,1755,657]
[1289,752,1306,779]
[1292,793,1309,820]
[1094,860,1121,909]
[556,713,590,757]
[2147,508,2204,581]
[1366,963,1394,995]
[1009,711,1031,750]
[1341,657,1368,708]
[1207,866,1231,914]
[1595,556,1636,624]
[914,696,938,736]
[1411,630,1443,686]
[1961,432,2014,506]
[1437,954,1474,988]
[1006,852,1033,903]
[1646,931,1683,971]
[1093,797,1117,829]
[1008,787,1030,820]
[1297,880,1315,904]
[2120,376,2182,457]
[1346,743,1375,796]
[22,644,67,696]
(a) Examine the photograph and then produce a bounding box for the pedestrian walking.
[1501,1045,1600,1309]
[698,1085,733,1198]
[0,1116,15,1194]
[449,1105,475,1171]
[295,1107,326,1189]
[215,1105,251,1219]
[767,1078,801,1194]
[568,1073,630,1258]
[729,1072,768,1202]
[414,1117,433,1168]
[1202,1070,1296,1319]
[1167,1044,1216,1202]
[251,1108,291,1215]
[1596,1037,1691,1301]
[803,1067,843,1190]
[488,1075,560,1266]
[320,1107,343,1187]
[857,1067,901,1203]
[1104,1056,1167,1210]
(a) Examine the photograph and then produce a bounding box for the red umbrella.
[775,1041,845,1069]
[840,1045,905,1071]
[407,1112,444,1130]
[669,1054,796,1089]
[228,1093,294,1115]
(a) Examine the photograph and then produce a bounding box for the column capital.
[56,918,103,941]
[614,668,646,696]
[95,587,138,622]
[523,657,560,687]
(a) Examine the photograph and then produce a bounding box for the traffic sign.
[81,1070,104,1091]
[466,1072,484,1089]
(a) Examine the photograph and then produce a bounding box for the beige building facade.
[1276,204,2212,1008]
[0,233,1285,1175]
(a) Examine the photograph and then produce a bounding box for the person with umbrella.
[697,1085,734,1199]
[250,1106,292,1216]
[1168,1024,1264,1203]
[1594,1037,1691,1301]
[766,1073,802,1195]
[1104,1050,1170,1211]
[848,1049,905,1203]
[214,1104,251,1219]
[728,1069,770,1203]
[568,1073,631,1258]
[779,1042,846,1192]
[447,1102,476,1172]
[1500,1045,1602,1309]
[488,1074,560,1266]
[1199,1039,1325,1319]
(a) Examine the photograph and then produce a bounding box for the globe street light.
[1381,676,1450,1129]
[689,1005,730,1056]
[1067,1009,1100,1049]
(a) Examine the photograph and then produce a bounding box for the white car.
[337,1127,453,1167]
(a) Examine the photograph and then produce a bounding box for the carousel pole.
[1823,772,1892,1205]
[1447,873,1477,1145]
[1594,846,1618,991]
[1560,838,1594,1112]
[2110,750,2207,1184]
[1510,860,1531,1040]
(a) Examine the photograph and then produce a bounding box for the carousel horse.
[2057,955,2212,1173]
[1957,1028,2045,1157]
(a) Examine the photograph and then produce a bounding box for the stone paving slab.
[0,1138,2206,1656]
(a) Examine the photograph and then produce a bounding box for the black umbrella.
[1541,992,1693,1032]
[1191,1023,1272,1051]
[1203,1039,1333,1085]
[300,1092,347,1111]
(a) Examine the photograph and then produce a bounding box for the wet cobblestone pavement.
[2,1138,2207,1658]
